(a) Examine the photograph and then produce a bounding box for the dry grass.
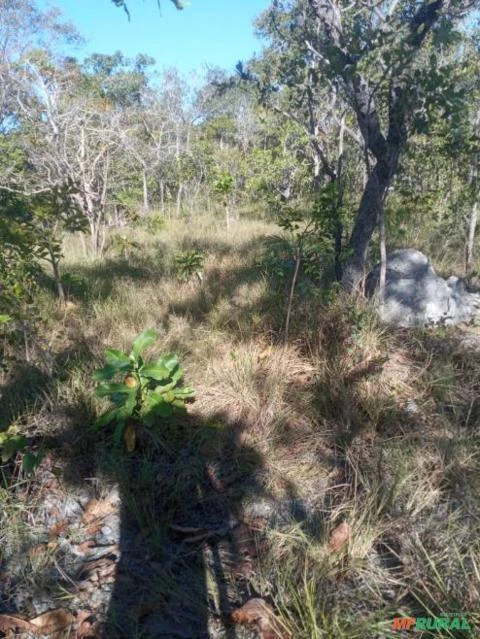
[1,213,480,637]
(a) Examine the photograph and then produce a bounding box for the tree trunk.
[49,247,65,305]
[142,170,150,212]
[466,202,478,275]
[334,213,343,282]
[342,162,390,290]
[176,184,183,217]
[284,244,301,345]
[225,201,230,230]
[159,179,164,213]
[379,204,387,304]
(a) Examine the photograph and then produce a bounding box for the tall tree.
[303,0,474,289]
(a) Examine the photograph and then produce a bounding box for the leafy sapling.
[93,328,195,451]
[174,250,205,284]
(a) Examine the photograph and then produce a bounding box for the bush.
[93,328,195,451]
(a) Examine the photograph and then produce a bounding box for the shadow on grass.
[0,342,274,637]
[56,408,270,638]
[2,240,480,636]
[0,332,96,431]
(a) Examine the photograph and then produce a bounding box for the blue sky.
[39,0,269,77]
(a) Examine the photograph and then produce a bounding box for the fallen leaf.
[49,518,70,539]
[77,539,97,555]
[467,580,480,605]
[170,523,228,543]
[231,598,287,638]
[27,543,49,558]
[327,521,351,553]
[0,613,33,634]
[74,611,98,639]
[232,523,257,558]
[205,464,226,492]
[30,608,76,638]
[65,301,78,312]
[81,499,116,534]
[82,499,116,524]
[79,557,117,582]
[229,556,254,579]
[241,515,269,533]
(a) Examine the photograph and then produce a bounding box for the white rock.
[367,249,480,327]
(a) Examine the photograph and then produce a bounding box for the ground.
[0,215,479,638]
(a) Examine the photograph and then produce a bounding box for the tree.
[303,0,475,289]
[0,50,158,257]
[253,2,362,279]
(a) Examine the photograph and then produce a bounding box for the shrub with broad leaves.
[93,328,195,451]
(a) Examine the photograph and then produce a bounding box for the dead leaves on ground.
[327,520,351,553]
[78,556,117,583]
[81,498,116,536]
[231,598,289,639]
[0,608,98,638]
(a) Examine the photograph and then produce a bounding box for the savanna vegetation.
[0,0,479,637]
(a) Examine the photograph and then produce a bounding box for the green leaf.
[159,355,180,372]
[0,314,12,324]
[113,420,127,446]
[94,406,122,429]
[93,364,123,381]
[153,381,176,393]
[93,350,132,380]
[95,382,135,397]
[95,393,136,429]
[105,348,131,366]
[124,422,136,452]
[140,363,170,381]
[142,390,166,410]
[22,452,38,474]
[171,399,188,410]
[174,386,196,399]
[132,328,157,356]
[170,366,183,382]
[1,447,14,462]
[1,434,26,461]
[151,402,174,417]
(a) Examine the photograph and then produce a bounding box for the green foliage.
[93,328,195,450]
[108,233,141,259]
[139,213,166,234]
[174,250,205,283]
[213,171,234,197]
[0,193,42,321]
[31,185,88,289]
[270,181,344,285]
[59,273,88,300]
[0,426,43,474]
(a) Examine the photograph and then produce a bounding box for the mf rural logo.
[392,614,471,632]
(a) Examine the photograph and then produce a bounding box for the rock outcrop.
[367,249,480,327]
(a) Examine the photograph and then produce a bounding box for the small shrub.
[108,234,141,259]
[60,272,88,299]
[174,250,205,283]
[93,328,195,451]
[142,213,166,234]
